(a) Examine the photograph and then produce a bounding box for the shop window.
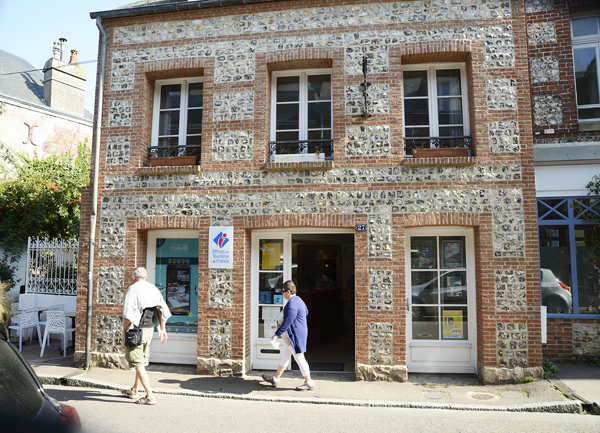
[571,14,600,125]
[409,234,470,341]
[537,197,600,315]
[150,77,203,160]
[402,64,471,156]
[270,69,332,162]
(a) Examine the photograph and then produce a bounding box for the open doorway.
[291,233,355,373]
[252,230,355,373]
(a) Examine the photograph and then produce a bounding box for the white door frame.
[146,229,198,365]
[405,227,477,374]
[250,228,353,370]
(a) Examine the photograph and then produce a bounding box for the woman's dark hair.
[282,280,297,294]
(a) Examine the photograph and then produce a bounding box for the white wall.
[535,164,600,197]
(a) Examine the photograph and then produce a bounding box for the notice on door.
[442,310,463,339]
[209,226,233,269]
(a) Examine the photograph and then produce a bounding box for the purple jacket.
[275,295,309,354]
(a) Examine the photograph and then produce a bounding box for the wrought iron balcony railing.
[404,136,473,156]
[148,145,202,160]
[269,139,333,162]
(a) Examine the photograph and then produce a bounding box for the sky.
[0,0,130,114]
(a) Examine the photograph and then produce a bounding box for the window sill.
[578,121,600,132]
[138,165,202,175]
[263,160,334,170]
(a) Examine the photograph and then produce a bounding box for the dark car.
[0,323,81,432]
[541,268,573,314]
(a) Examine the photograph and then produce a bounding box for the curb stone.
[37,374,583,414]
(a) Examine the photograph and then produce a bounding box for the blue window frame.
[537,197,600,317]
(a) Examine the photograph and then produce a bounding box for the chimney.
[69,50,80,67]
[43,39,86,117]
[59,38,67,62]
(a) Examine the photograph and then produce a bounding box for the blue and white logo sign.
[208,226,233,269]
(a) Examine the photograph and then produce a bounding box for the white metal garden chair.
[8,308,42,351]
[39,304,65,346]
[9,302,22,341]
[40,310,75,358]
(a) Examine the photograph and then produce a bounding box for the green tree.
[0,141,91,265]
[583,175,600,265]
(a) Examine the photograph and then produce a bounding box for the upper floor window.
[571,14,600,122]
[402,64,470,156]
[151,78,203,158]
[270,70,332,162]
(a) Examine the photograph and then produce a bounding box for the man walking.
[121,267,171,405]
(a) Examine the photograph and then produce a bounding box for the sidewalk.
[21,340,598,414]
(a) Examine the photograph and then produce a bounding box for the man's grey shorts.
[125,327,154,369]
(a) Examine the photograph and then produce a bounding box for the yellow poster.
[261,242,281,270]
[442,310,463,339]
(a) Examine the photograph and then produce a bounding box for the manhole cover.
[467,392,496,401]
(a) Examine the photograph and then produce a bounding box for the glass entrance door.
[406,228,477,373]
[252,232,290,370]
[154,238,198,333]
[146,230,199,365]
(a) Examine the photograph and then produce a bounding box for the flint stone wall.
[573,323,600,356]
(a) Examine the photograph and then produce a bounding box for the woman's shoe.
[262,374,280,388]
[296,381,315,391]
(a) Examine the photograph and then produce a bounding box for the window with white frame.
[572,14,600,123]
[402,64,470,156]
[270,70,332,162]
[151,78,203,157]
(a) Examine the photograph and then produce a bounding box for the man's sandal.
[136,396,156,405]
[120,388,138,399]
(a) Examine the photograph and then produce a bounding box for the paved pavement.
[18,339,600,415]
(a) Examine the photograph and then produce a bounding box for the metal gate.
[25,237,78,295]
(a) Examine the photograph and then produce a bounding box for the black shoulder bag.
[124,309,148,347]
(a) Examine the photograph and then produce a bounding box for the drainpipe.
[85,17,107,370]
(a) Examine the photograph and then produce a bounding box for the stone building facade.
[79,0,554,383]
[526,0,600,360]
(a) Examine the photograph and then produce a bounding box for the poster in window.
[263,319,278,336]
[442,310,463,339]
[418,249,434,269]
[261,242,281,270]
[442,240,464,268]
[259,291,272,304]
[446,276,463,297]
[261,306,280,320]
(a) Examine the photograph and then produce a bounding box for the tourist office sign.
[208,226,234,269]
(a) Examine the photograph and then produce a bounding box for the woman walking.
[262,280,315,391]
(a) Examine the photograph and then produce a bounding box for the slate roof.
[0,49,93,120]
[90,0,285,19]
[0,49,45,106]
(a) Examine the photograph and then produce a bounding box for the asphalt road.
[45,386,599,433]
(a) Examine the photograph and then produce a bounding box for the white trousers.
[279,343,311,377]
